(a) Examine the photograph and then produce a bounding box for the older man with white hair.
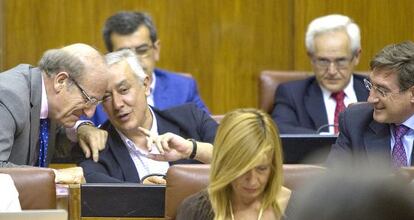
[271,14,369,134]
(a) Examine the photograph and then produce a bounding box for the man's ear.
[153,40,161,62]
[352,48,362,66]
[409,86,414,104]
[143,76,151,97]
[53,72,70,93]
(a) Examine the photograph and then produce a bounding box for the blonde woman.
[176,108,291,220]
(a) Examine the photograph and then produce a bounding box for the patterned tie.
[392,124,410,167]
[38,118,49,167]
[331,91,346,134]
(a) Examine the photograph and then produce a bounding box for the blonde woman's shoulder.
[277,186,292,213]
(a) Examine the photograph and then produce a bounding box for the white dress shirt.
[117,107,169,181]
[0,174,21,212]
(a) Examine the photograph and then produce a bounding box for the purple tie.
[392,124,410,167]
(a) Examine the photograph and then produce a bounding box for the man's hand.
[138,127,193,161]
[54,167,85,184]
[77,124,108,162]
[142,176,166,185]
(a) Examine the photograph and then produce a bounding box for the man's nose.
[367,90,379,104]
[327,62,337,75]
[83,105,97,118]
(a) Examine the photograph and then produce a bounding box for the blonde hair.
[208,108,283,220]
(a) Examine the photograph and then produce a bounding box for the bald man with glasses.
[0,43,109,184]
[271,14,369,134]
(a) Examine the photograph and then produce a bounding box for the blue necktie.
[38,118,49,167]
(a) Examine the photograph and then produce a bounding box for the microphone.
[316,123,338,134]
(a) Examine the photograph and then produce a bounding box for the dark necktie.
[331,91,346,134]
[38,118,49,167]
[392,124,410,167]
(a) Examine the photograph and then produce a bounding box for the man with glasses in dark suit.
[271,14,369,134]
[327,41,414,167]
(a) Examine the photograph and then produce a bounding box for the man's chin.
[322,83,345,93]
[373,112,387,124]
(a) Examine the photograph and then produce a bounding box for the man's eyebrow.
[115,79,129,88]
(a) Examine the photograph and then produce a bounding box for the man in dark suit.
[90,11,209,126]
[80,49,217,183]
[327,41,414,167]
[0,43,109,183]
[271,14,368,134]
[71,11,210,162]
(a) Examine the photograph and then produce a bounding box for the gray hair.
[305,14,361,54]
[104,49,146,83]
[370,41,414,91]
[38,49,85,80]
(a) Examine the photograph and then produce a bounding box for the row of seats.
[0,164,326,219]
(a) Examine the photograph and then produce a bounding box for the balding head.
[39,43,109,127]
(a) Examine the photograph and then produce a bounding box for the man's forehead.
[111,26,152,49]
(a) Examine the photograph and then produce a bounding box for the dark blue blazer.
[79,103,218,183]
[84,68,209,126]
[271,74,369,134]
[326,102,414,166]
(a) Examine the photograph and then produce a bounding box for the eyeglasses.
[312,56,354,70]
[119,44,154,58]
[70,77,101,106]
[363,78,405,98]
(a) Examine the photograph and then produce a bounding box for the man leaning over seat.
[0,43,109,184]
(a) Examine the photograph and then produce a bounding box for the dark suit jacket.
[85,68,209,126]
[271,74,369,134]
[80,103,218,183]
[326,102,414,166]
[0,64,56,167]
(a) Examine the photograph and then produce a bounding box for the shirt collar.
[399,114,414,131]
[40,74,48,119]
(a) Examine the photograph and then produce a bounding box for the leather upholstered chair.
[259,70,310,113]
[164,164,325,219]
[0,167,56,209]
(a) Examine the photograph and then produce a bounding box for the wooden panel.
[0,0,4,69]
[1,0,293,114]
[2,0,413,114]
[293,0,414,72]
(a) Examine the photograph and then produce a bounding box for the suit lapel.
[154,109,180,135]
[29,67,42,165]
[107,125,141,182]
[304,82,328,132]
[365,120,391,164]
